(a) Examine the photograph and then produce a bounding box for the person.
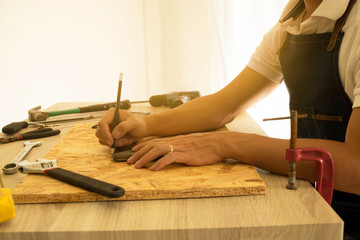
[96,0,359,238]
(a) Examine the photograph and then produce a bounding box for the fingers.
[96,109,116,146]
[127,132,226,171]
[128,141,193,171]
[95,108,142,148]
[150,153,184,171]
[95,108,131,147]
[111,117,144,147]
[128,143,172,168]
[113,136,133,148]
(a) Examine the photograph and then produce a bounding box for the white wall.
[229,0,290,139]
[0,0,220,128]
[0,0,290,139]
[0,0,148,128]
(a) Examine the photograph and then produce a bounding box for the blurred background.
[0,0,290,138]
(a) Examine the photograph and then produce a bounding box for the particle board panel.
[12,123,266,203]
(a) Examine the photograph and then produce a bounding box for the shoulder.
[247,1,297,83]
[341,0,360,108]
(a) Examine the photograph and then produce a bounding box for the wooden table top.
[0,102,343,240]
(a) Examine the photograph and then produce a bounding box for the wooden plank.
[12,123,265,203]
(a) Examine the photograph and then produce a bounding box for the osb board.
[13,123,266,203]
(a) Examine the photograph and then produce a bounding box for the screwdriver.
[2,121,45,135]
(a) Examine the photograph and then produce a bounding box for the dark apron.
[279,0,360,238]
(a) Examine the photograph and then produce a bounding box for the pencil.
[112,73,123,148]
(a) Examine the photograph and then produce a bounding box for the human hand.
[127,131,228,171]
[95,108,147,147]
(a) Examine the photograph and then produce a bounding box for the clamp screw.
[286,110,298,190]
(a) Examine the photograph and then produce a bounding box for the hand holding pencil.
[96,73,148,148]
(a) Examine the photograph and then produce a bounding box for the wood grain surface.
[12,123,265,203]
[0,103,343,240]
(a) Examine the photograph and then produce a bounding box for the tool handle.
[2,121,29,134]
[44,168,125,198]
[20,129,61,140]
[48,108,81,117]
[79,100,131,113]
[79,102,115,112]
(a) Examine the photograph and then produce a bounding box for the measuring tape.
[0,174,16,223]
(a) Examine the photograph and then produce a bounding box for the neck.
[302,0,323,21]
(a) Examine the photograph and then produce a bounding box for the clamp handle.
[286,147,334,205]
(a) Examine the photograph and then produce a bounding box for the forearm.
[143,67,278,137]
[222,132,360,195]
[143,94,233,137]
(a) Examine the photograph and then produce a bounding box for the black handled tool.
[45,168,125,198]
[2,121,29,134]
[19,160,125,198]
[0,128,61,144]
[149,91,200,108]
[2,121,46,134]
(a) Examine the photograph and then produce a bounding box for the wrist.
[220,131,256,164]
[141,114,155,136]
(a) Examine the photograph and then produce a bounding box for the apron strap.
[327,0,357,51]
[280,0,305,23]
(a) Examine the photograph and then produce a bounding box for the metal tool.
[27,90,200,122]
[36,115,97,124]
[286,110,298,190]
[285,110,335,205]
[28,100,132,122]
[0,128,60,144]
[263,114,343,122]
[19,159,125,198]
[2,141,42,174]
[149,91,200,108]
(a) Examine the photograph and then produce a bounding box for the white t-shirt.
[247,0,360,108]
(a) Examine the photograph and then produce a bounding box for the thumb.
[112,121,131,139]
[112,116,142,138]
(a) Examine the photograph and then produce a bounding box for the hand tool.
[0,174,16,223]
[19,159,125,198]
[2,121,46,134]
[286,110,298,190]
[2,141,42,174]
[112,73,123,148]
[28,100,132,121]
[36,115,97,124]
[149,91,200,108]
[27,90,198,122]
[285,110,335,205]
[0,128,60,144]
[263,113,343,122]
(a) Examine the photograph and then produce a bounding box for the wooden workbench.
[0,103,343,240]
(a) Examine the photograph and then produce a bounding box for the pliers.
[0,128,61,144]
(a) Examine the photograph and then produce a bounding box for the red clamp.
[286,147,334,205]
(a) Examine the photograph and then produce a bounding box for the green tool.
[28,100,131,122]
